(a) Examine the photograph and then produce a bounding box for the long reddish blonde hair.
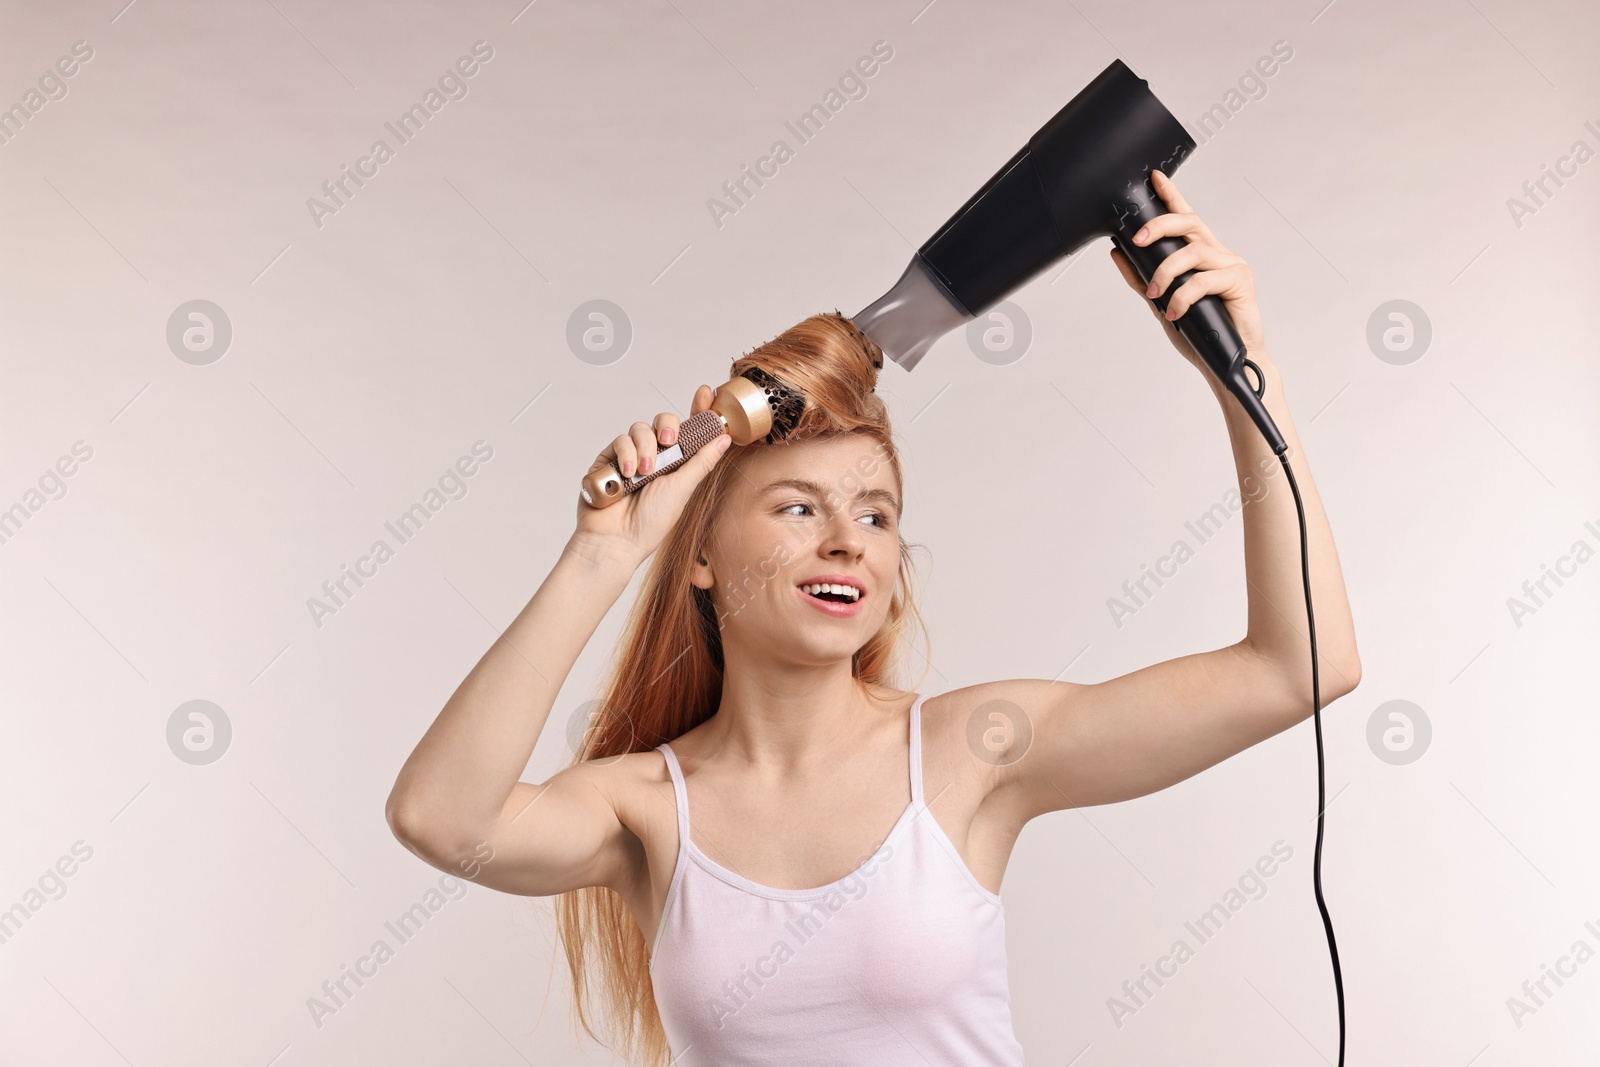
[549,311,931,1064]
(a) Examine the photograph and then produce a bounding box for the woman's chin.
[753,630,865,668]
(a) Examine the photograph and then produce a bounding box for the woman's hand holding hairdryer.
[572,384,732,567]
[1109,169,1267,376]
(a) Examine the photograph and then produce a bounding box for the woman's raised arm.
[384,385,731,893]
[963,169,1361,820]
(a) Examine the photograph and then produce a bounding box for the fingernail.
[1134,227,1149,243]
[1165,307,1177,320]
[663,428,676,445]
[1145,281,1158,298]
[640,456,653,474]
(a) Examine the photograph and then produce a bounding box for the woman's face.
[695,432,902,668]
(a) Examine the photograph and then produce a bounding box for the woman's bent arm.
[385,386,729,895]
[385,532,643,890]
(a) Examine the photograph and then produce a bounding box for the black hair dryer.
[852,58,1287,456]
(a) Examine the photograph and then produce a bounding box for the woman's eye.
[779,503,887,528]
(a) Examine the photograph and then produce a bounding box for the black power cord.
[1242,355,1345,1066]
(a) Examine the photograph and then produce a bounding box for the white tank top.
[649,692,1026,1065]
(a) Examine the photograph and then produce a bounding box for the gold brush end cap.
[714,375,773,445]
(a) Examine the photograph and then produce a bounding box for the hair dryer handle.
[1110,187,1288,456]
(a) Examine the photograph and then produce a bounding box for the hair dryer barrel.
[855,60,1196,371]
[934,60,1198,313]
[853,58,1289,456]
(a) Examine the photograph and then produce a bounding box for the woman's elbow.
[386,789,443,855]
[1339,656,1362,695]
[1313,655,1361,705]
[1272,653,1360,714]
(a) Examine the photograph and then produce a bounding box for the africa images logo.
[306,42,495,229]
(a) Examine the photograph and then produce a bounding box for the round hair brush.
[579,367,804,508]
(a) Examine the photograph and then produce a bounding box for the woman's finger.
[1163,263,1253,322]
[605,432,637,477]
[1150,169,1193,215]
[1136,173,1225,253]
[654,410,680,448]
[1135,209,1225,255]
[1110,248,1182,331]
[653,384,720,449]
[628,420,658,474]
[1145,242,1244,302]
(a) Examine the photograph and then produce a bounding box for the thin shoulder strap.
[909,693,926,808]
[657,743,691,856]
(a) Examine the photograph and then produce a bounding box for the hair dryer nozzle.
[851,254,972,372]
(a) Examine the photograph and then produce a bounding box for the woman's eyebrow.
[763,477,900,510]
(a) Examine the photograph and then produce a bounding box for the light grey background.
[2,0,1596,1064]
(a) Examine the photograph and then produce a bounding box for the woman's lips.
[795,584,865,617]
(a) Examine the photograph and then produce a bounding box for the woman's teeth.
[801,583,860,602]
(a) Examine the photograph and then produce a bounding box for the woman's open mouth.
[795,580,865,617]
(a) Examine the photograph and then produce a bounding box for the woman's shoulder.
[914,683,1020,793]
[917,680,1035,726]
[567,741,677,788]
[548,744,681,853]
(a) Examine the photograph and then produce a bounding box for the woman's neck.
[701,664,897,774]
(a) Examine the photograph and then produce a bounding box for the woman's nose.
[821,515,865,557]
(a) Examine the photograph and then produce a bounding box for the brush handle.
[580,409,728,508]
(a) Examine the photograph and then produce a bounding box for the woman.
[385,170,1361,1065]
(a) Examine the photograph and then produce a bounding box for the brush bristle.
[740,366,805,444]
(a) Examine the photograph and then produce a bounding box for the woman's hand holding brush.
[572,384,732,568]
